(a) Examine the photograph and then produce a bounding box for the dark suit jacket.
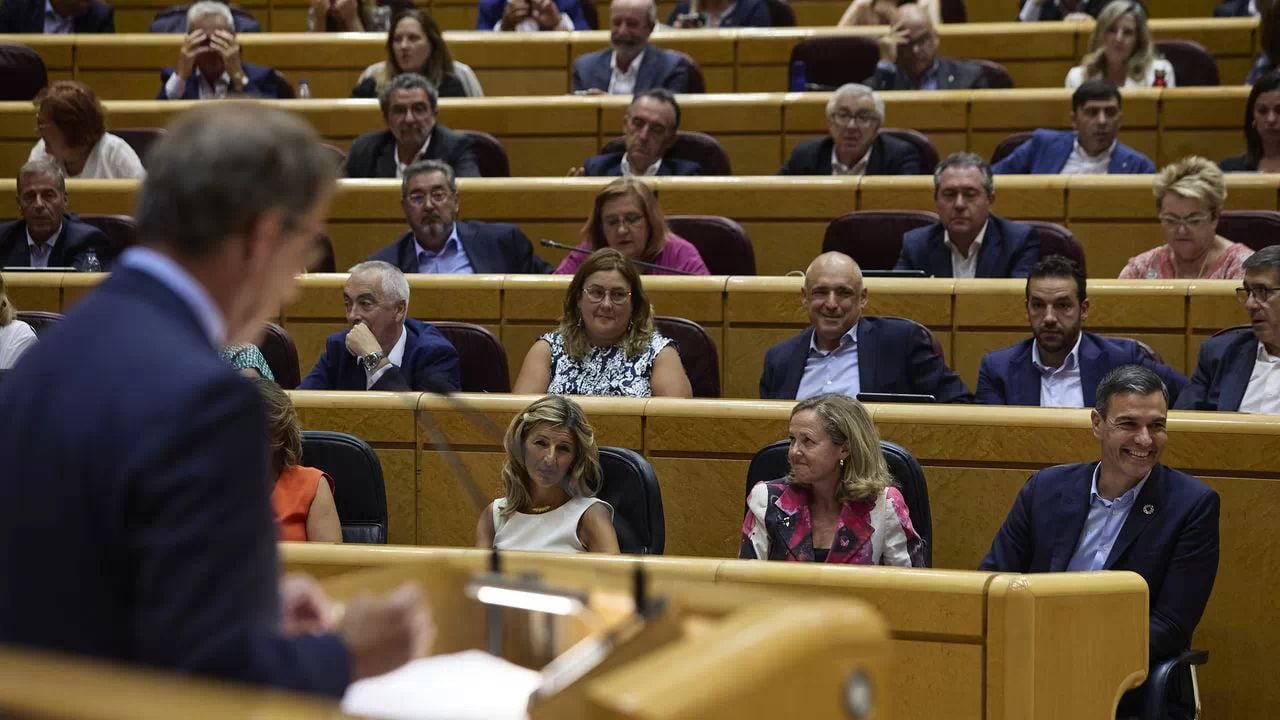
[980,461,1220,662]
[157,62,278,99]
[895,214,1040,278]
[865,57,989,91]
[368,222,552,274]
[667,0,770,26]
[0,216,110,269]
[148,5,261,32]
[1218,154,1253,173]
[582,151,702,177]
[991,129,1155,175]
[476,0,591,29]
[778,134,923,176]
[1174,327,1258,412]
[572,46,692,94]
[0,265,349,695]
[1019,0,1109,20]
[976,332,1189,406]
[343,125,480,179]
[298,317,462,392]
[1213,0,1253,16]
[0,0,114,32]
[759,316,974,402]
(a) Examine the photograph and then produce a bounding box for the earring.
[839,458,846,468]
[627,320,634,332]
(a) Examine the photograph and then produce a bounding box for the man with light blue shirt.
[981,365,1219,717]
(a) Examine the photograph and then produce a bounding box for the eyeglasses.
[1157,213,1214,230]
[583,285,632,304]
[1236,285,1280,303]
[829,111,880,128]
[404,189,452,207]
[603,213,645,230]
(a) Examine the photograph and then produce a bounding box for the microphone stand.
[539,240,699,276]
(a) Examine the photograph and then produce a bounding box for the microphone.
[539,239,699,276]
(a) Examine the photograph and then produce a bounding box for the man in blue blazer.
[299,261,461,392]
[667,0,769,27]
[760,251,973,402]
[992,79,1156,175]
[577,89,703,177]
[982,365,1219,716]
[478,0,591,30]
[779,84,922,176]
[157,3,279,99]
[2,161,109,269]
[0,105,427,693]
[0,0,113,32]
[368,160,552,274]
[573,0,694,94]
[978,255,1188,406]
[1176,246,1280,413]
[895,152,1040,278]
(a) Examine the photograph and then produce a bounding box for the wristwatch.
[359,351,385,372]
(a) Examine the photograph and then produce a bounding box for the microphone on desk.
[539,239,699,276]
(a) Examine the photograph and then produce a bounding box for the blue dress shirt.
[416,224,473,275]
[117,246,226,348]
[796,323,860,400]
[1066,465,1151,571]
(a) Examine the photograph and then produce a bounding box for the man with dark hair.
[865,4,988,91]
[0,160,109,269]
[572,0,693,94]
[0,0,113,33]
[345,73,480,179]
[575,89,702,176]
[0,104,431,694]
[978,255,1187,406]
[991,78,1155,175]
[982,364,1220,717]
[895,152,1040,278]
[1176,244,1280,413]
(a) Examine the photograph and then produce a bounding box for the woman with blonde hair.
[1065,1,1174,89]
[0,271,38,371]
[28,80,144,179]
[741,393,925,565]
[476,395,619,553]
[1120,156,1254,279]
[351,9,480,98]
[257,379,342,543]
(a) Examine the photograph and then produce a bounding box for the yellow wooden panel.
[649,457,750,557]
[0,273,65,313]
[1187,280,1244,332]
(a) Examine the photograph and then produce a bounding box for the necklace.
[1174,246,1214,279]
[527,505,554,514]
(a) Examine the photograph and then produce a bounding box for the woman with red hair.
[28,81,145,179]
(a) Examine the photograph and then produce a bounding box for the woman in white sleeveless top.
[475,396,619,553]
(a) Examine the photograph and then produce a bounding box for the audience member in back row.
[895,153,1041,279]
[0,272,37,371]
[345,74,481,179]
[991,78,1156,175]
[352,10,476,100]
[308,0,410,32]
[838,0,939,27]
[298,261,461,392]
[1119,156,1253,279]
[573,0,695,95]
[1065,1,1175,89]
[478,0,591,31]
[150,0,261,32]
[0,0,113,32]
[1,161,109,270]
[554,178,709,276]
[256,379,343,543]
[977,255,1188,407]
[476,395,620,553]
[1017,0,1108,21]
[28,81,144,180]
[369,160,552,274]
[221,342,275,379]
[572,90,702,177]
[779,83,922,176]
[741,393,925,565]
[865,4,989,91]
[159,2,280,100]
[760,252,972,402]
[1220,71,1280,172]
[513,249,693,397]
[1176,246,1280,413]
[1243,0,1279,83]
[667,0,770,27]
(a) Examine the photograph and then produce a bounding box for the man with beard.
[158,2,278,99]
[778,83,922,175]
[573,0,694,94]
[344,74,480,179]
[0,160,109,269]
[865,3,988,91]
[367,160,552,274]
[575,89,702,176]
[977,255,1186,406]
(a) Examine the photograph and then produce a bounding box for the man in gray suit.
[864,3,989,91]
[572,0,694,95]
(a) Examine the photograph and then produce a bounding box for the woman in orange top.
[257,379,343,543]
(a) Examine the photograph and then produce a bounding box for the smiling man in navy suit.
[572,0,693,95]
[981,364,1219,717]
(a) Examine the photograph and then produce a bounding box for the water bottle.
[789,61,807,92]
[297,80,311,99]
[75,249,102,273]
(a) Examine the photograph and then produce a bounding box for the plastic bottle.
[76,249,102,273]
[297,80,311,99]
[789,61,807,92]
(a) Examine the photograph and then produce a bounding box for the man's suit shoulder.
[1198,326,1256,355]
[582,152,622,176]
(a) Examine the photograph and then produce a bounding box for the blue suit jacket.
[977,332,1188,407]
[980,461,1219,662]
[298,317,461,392]
[476,0,590,29]
[778,134,923,176]
[0,215,110,269]
[990,129,1156,175]
[157,62,279,99]
[0,265,349,694]
[368,222,552,274]
[758,316,974,402]
[572,46,693,94]
[667,0,770,26]
[895,214,1040,278]
[1174,327,1258,412]
[582,151,702,177]
[0,0,114,32]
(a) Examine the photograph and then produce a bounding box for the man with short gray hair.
[1,160,109,269]
[158,1,278,99]
[344,73,480,179]
[572,0,694,95]
[779,83,922,176]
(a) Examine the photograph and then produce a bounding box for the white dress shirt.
[394,134,433,180]
[1031,333,1084,408]
[164,71,234,100]
[366,324,408,389]
[1060,139,1115,175]
[1238,342,1280,415]
[796,323,861,400]
[620,153,661,177]
[25,225,62,268]
[830,144,873,176]
[943,220,989,279]
[608,50,645,95]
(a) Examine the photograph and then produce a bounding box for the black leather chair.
[973,59,1015,89]
[765,0,796,26]
[940,0,966,22]
[597,446,664,554]
[78,214,138,266]
[309,233,336,273]
[272,70,296,98]
[600,131,731,175]
[319,143,347,169]
[745,439,933,566]
[666,215,756,275]
[15,311,63,336]
[654,316,720,398]
[787,36,880,91]
[1144,649,1208,720]
[114,128,167,169]
[300,430,388,544]
[671,50,707,93]
[580,0,599,28]
[823,210,939,270]
[880,128,939,174]
[258,322,301,389]
[1155,40,1220,87]
[432,321,511,392]
[1217,210,1280,251]
[990,131,1034,165]
[0,44,48,101]
[460,130,511,177]
[1024,220,1087,275]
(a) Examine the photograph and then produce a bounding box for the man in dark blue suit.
[573,0,694,94]
[576,89,703,177]
[982,365,1219,717]
[779,83,922,176]
[667,0,769,27]
[760,251,972,402]
[1,161,109,270]
[299,261,461,391]
[992,79,1156,176]
[895,152,1040,278]
[157,3,279,99]
[0,104,428,692]
[1176,246,1280,413]
[478,0,591,30]
[343,74,481,179]
[978,255,1188,406]
[0,0,113,33]
[368,160,551,275]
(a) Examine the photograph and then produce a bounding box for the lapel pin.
[1143,504,1155,515]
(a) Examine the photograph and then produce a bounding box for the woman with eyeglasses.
[1120,156,1254,279]
[514,248,692,397]
[554,178,709,276]
[1065,1,1174,89]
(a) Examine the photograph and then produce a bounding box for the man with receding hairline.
[865,3,988,91]
[573,0,693,95]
